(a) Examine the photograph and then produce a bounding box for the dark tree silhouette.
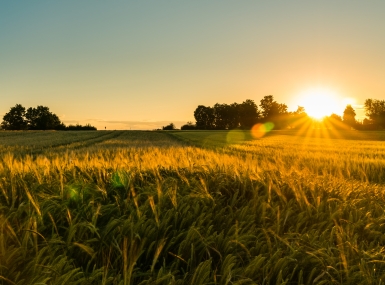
[1,103,96,131]
[194,105,215,130]
[364,99,385,129]
[259,95,275,120]
[162,123,176,130]
[190,97,385,131]
[343,105,357,129]
[66,124,97,130]
[26,105,64,130]
[1,104,28,130]
[213,103,238,130]
[238,99,260,129]
[259,95,289,129]
[193,100,261,130]
[358,118,376,130]
[181,121,196,130]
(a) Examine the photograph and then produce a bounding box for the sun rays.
[294,87,354,121]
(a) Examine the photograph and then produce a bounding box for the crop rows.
[1,130,385,284]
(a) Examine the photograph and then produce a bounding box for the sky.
[1,1,385,130]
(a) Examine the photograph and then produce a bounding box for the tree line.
[1,104,97,131]
[319,98,385,130]
[176,96,385,131]
[192,96,295,130]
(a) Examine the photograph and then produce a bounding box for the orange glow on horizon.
[294,87,356,120]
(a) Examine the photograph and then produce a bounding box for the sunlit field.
[1,130,385,284]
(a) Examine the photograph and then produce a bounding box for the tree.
[25,105,63,130]
[259,95,289,129]
[194,101,260,130]
[259,95,275,120]
[213,103,238,130]
[238,99,260,129]
[364,99,385,129]
[1,104,28,130]
[342,104,357,129]
[194,105,215,130]
[66,124,97,130]
[181,121,196,130]
[162,123,176,130]
[323,113,346,130]
[228,102,241,129]
[1,104,68,130]
[329,113,343,122]
[289,106,310,129]
[360,118,376,130]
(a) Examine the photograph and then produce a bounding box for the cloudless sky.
[1,1,385,129]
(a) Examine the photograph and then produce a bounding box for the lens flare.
[251,122,274,138]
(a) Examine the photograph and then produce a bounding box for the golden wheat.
[1,130,385,284]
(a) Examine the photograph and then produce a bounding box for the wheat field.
[1,130,385,284]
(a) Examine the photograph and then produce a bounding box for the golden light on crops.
[296,87,349,120]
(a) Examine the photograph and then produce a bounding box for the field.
[1,130,385,284]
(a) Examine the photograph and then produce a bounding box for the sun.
[296,88,349,120]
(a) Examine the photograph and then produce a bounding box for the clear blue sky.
[1,1,384,129]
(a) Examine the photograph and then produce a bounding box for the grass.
[1,129,385,284]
